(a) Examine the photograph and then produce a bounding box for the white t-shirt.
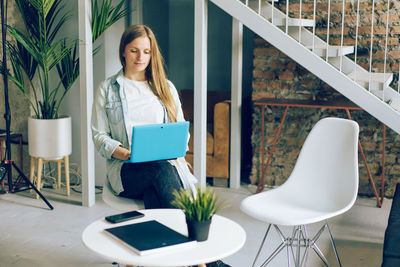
[123,77,164,147]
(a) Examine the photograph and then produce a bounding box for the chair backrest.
[102,179,144,211]
[282,117,359,212]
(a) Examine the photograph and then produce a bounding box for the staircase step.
[367,84,400,104]
[246,0,314,27]
[348,72,393,84]
[369,90,400,109]
[389,97,400,112]
[306,45,354,57]
[348,72,393,91]
[243,0,279,4]
[245,0,279,14]
[258,1,314,27]
[272,17,314,27]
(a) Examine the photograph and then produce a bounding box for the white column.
[230,18,242,189]
[194,0,208,189]
[79,0,95,207]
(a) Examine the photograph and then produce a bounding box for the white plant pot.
[28,116,72,160]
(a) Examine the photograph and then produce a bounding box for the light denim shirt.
[91,70,196,195]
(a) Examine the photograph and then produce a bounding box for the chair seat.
[241,191,348,226]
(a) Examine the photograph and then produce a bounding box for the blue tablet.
[123,121,189,163]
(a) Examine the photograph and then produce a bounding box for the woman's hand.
[112,146,131,161]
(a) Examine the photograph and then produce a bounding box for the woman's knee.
[150,161,178,177]
[149,162,181,187]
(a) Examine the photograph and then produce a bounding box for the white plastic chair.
[102,179,144,211]
[241,117,359,267]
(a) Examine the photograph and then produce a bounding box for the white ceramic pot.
[28,116,72,160]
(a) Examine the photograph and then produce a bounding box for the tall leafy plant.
[6,0,127,119]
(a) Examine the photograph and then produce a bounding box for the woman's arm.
[91,82,123,159]
[112,146,131,161]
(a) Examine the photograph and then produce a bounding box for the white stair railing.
[326,0,331,62]
[339,0,345,72]
[285,0,289,34]
[242,0,398,107]
[298,0,302,44]
[369,0,376,92]
[312,0,316,52]
[383,0,390,101]
[354,0,360,83]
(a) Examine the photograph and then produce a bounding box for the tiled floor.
[0,185,391,267]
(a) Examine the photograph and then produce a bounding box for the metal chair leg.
[259,225,292,267]
[252,223,341,267]
[300,225,310,267]
[326,220,342,267]
[296,226,301,267]
[252,224,272,267]
[261,242,286,267]
[311,243,329,266]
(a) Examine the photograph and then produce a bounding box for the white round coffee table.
[82,209,246,266]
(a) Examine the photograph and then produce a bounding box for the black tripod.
[0,0,53,210]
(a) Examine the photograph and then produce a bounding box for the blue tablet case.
[124,121,189,163]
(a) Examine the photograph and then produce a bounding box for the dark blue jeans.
[119,160,182,209]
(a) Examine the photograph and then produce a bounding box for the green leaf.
[91,0,128,43]
[47,3,70,44]
[25,0,56,18]
[7,40,38,80]
[7,26,42,68]
[56,40,79,90]
[43,0,57,18]
[171,187,230,222]
[46,38,74,70]
[22,0,42,14]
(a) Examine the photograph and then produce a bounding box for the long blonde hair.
[119,24,177,122]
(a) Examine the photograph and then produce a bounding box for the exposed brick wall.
[251,0,400,197]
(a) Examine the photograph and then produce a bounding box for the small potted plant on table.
[171,187,227,242]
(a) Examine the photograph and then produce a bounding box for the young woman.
[92,24,230,267]
[91,24,196,209]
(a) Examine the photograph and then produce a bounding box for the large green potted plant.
[5,0,126,159]
[171,187,228,241]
